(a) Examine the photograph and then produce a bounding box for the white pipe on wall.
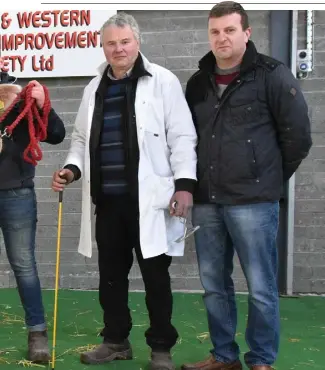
[286,10,299,296]
[306,10,314,72]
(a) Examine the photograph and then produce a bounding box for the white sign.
[0,9,116,77]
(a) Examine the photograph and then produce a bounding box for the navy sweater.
[99,78,129,194]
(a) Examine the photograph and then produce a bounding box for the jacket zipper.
[207,74,244,200]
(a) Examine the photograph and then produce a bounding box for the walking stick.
[51,191,63,370]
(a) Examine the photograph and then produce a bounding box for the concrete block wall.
[0,10,324,294]
[294,11,325,293]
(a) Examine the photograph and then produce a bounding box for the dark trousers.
[95,194,178,351]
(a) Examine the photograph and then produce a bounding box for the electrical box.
[297,49,312,73]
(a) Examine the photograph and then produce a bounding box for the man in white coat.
[51,12,197,370]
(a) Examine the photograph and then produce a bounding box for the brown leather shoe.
[181,355,242,370]
[249,366,274,370]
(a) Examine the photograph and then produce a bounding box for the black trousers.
[95,194,178,351]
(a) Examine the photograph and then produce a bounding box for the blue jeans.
[192,202,280,367]
[0,187,46,332]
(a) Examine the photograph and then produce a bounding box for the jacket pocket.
[144,129,172,177]
[220,139,259,183]
[246,139,259,178]
[228,86,259,126]
[229,103,258,126]
[228,85,258,106]
[152,174,175,209]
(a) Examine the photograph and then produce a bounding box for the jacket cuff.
[283,159,302,182]
[64,164,81,181]
[175,178,196,194]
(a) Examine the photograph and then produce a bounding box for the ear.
[244,27,252,42]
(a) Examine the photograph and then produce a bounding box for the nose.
[217,32,227,43]
[115,43,123,52]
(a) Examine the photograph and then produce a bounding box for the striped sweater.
[99,78,129,195]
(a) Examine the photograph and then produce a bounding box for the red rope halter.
[0,83,51,166]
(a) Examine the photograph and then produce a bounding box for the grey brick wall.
[0,10,324,294]
[294,11,325,293]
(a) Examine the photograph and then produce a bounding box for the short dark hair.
[209,1,249,30]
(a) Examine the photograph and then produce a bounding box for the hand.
[28,80,45,109]
[169,191,193,218]
[0,57,4,69]
[52,169,74,192]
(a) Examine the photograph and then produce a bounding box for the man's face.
[102,24,139,71]
[208,13,251,64]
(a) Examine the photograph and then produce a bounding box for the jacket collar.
[198,40,259,74]
[97,52,152,80]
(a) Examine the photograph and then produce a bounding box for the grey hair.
[100,12,140,43]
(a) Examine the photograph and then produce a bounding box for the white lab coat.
[64,53,197,259]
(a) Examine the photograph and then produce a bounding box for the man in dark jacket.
[181,2,312,370]
[0,65,65,363]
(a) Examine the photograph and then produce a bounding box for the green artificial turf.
[0,289,324,369]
